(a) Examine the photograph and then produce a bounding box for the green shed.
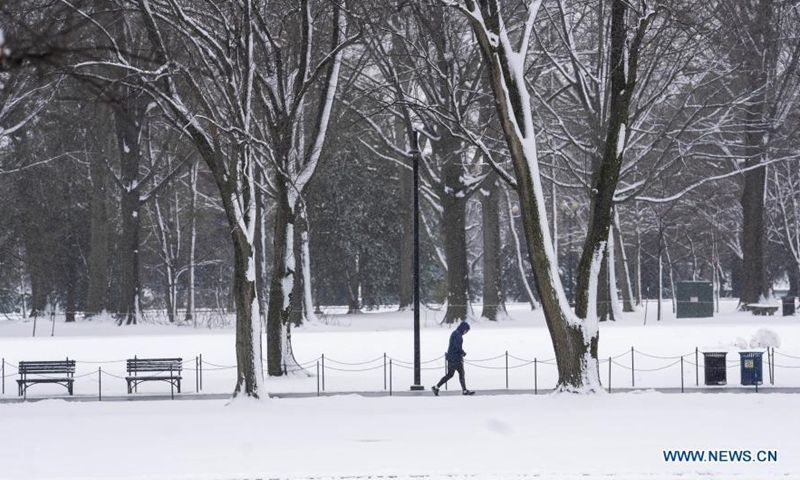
[676,281,714,318]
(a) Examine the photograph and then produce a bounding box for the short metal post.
[321,354,325,391]
[607,357,612,393]
[681,356,684,393]
[1,358,4,395]
[771,347,775,385]
[534,358,538,395]
[505,351,509,389]
[767,348,772,385]
[383,353,387,390]
[199,354,203,391]
[195,356,199,393]
[170,366,175,400]
[98,367,102,401]
[695,347,699,386]
[316,361,320,397]
[389,359,393,396]
[631,347,635,387]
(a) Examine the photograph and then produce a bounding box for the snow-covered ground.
[1,299,799,479]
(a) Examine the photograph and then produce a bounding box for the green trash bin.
[703,352,727,385]
[739,352,763,386]
[676,282,714,318]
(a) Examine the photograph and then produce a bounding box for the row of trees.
[1,0,798,396]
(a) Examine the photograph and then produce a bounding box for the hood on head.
[456,322,470,334]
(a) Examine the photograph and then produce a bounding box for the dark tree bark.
[740,162,767,304]
[113,100,145,325]
[575,0,650,322]
[440,134,471,324]
[596,251,614,322]
[481,176,506,321]
[458,0,598,390]
[85,153,109,317]
[64,259,78,323]
[267,183,292,377]
[728,0,780,305]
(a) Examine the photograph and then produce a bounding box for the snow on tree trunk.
[267,186,292,377]
[504,188,539,310]
[454,0,601,392]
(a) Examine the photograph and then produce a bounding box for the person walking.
[432,322,474,395]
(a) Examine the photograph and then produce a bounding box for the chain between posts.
[0,346,792,397]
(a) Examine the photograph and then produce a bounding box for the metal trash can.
[739,352,763,386]
[783,296,796,316]
[703,352,727,385]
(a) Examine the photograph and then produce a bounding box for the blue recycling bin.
[739,351,763,386]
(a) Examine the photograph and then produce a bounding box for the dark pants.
[436,361,466,390]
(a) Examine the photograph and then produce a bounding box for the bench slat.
[127,358,182,374]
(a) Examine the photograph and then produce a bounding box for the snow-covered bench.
[126,357,182,395]
[17,360,75,396]
[747,304,779,316]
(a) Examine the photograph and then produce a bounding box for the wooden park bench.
[126,357,182,395]
[747,304,779,316]
[17,359,76,396]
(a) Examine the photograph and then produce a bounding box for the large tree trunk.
[731,0,777,307]
[481,176,506,321]
[114,104,143,325]
[463,1,601,391]
[64,259,78,323]
[267,184,291,377]
[227,211,262,397]
[439,133,471,324]
[740,159,768,305]
[442,192,470,324]
[596,250,614,322]
[85,157,109,317]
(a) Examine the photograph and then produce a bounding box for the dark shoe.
[462,390,475,395]
[431,386,440,396]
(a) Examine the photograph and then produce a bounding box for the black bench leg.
[177,379,181,393]
[69,382,73,396]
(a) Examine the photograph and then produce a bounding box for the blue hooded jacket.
[445,322,470,363]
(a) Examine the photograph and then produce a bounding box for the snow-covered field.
[1,300,800,479]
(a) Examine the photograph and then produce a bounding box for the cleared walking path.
[1,386,799,403]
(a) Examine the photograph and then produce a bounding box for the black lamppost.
[410,132,423,391]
